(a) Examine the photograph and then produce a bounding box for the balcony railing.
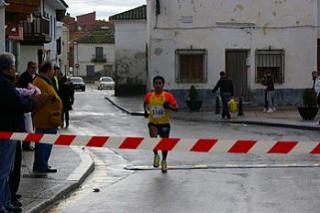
[91,54,107,63]
[21,17,51,44]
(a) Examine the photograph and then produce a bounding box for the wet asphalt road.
[49,86,320,213]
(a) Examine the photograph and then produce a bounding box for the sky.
[65,0,146,20]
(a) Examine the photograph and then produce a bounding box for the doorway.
[225,50,249,100]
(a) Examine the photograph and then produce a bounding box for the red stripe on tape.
[154,138,180,151]
[310,143,320,154]
[0,132,13,140]
[191,139,217,152]
[268,141,298,154]
[119,137,144,149]
[25,133,43,143]
[86,136,109,147]
[55,135,76,146]
[228,140,257,153]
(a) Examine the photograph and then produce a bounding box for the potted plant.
[186,85,203,111]
[298,88,319,120]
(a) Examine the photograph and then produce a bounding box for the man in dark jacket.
[262,71,275,112]
[0,53,34,213]
[59,76,74,128]
[17,61,37,151]
[212,71,234,119]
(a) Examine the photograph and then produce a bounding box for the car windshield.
[70,78,83,83]
[101,77,113,82]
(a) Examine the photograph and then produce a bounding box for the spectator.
[312,70,317,89]
[60,76,74,128]
[32,62,63,173]
[0,53,34,213]
[9,84,43,208]
[17,61,38,151]
[52,65,62,93]
[314,70,320,107]
[212,71,234,119]
[262,71,275,112]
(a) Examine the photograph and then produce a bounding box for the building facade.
[73,42,115,78]
[17,0,68,73]
[110,5,147,95]
[147,0,318,107]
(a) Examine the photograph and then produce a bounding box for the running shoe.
[153,154,160,168]
[161,160,168,173]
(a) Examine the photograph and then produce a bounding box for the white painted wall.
[74,43,115,76]
[61,25,69,75]
[114,20,147,85]
[147,0,318,91]
[43,5,58,64]
[19,45,42,73]
[56,22,69,75]
[0,5,5,53]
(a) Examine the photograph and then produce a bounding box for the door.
[225,50,249,100]
[86,65,95,77]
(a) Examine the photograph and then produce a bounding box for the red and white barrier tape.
[0,132,319,154]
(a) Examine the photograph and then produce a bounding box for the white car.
[98,76,115,90]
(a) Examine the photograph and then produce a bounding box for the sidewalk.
[104,93,320,131]
[20,144,94,213]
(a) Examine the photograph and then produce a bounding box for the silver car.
[70,77,86,91]
[98,76,115,90]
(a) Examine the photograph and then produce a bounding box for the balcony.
[5,0,41,23]
[21,17,51,44]
[91,54,107,63]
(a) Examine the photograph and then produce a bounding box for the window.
[175,49,207,83]
[56,37,61,55]
[95,47,103,59]
[255,49,285,83]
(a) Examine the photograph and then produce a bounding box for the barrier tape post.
[0,132,320,155]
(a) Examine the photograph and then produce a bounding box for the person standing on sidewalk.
[59,76,74,128]
[144,76,178,173]
[262,71,275,112]
[312,71,318,90]
[52,65,62,93]
[314,70,320,125]
[17,61,38,151]
[32,62,63,173]
[0,53,37,213]
[212,71,234,119]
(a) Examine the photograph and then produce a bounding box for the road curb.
[104,95,320,131]
[125,163,320,170]
[26,147,95,213]
[104,95,132,115]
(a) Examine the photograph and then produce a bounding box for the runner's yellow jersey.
[144,91,177,125]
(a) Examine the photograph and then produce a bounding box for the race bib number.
[151,106,165,118]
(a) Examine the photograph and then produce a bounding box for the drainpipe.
[0,0,8,53]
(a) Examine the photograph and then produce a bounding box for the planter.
[298,107,319,120]
[186,100,203,112]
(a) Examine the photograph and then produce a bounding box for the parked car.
[97,76,115,90]
[70,77,86,91]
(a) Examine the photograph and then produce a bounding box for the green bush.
[303,88,317,107]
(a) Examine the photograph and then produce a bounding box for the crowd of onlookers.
[0,52,74,213]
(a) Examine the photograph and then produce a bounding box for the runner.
[144,76,178,173]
